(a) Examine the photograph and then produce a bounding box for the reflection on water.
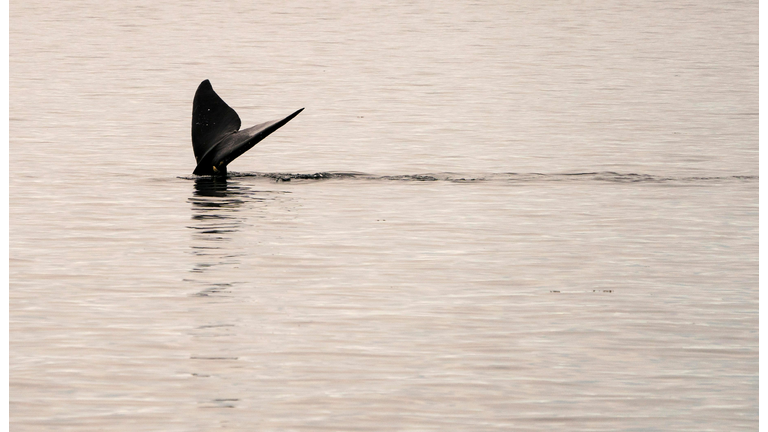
[184,178,298,411]
[185,177,289,298]
[186,177,250,297]
[188,177,247,239]
[186,178,253,410]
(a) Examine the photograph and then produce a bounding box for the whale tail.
[191,80,303,176]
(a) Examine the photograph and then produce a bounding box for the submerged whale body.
[191,79,303,176]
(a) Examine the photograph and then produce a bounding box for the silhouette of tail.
[191,80,303,176]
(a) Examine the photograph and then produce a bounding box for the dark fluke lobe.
[191,79,303,176]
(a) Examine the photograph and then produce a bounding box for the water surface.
[10,0,757,430]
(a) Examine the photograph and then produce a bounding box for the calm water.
[10,0,757,430]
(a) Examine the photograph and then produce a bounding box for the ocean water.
[10,0,758,430]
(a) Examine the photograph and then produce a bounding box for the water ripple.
[179,171,757,184]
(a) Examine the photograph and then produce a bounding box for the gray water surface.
[10,0,757,430]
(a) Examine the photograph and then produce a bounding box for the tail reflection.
[185,177,257,404]
[186,177,289,297]
[189,177,249,242]
[187,177,251,295]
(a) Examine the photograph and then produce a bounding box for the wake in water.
[180,171,757,184]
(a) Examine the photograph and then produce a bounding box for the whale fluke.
[191,79,303,176]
